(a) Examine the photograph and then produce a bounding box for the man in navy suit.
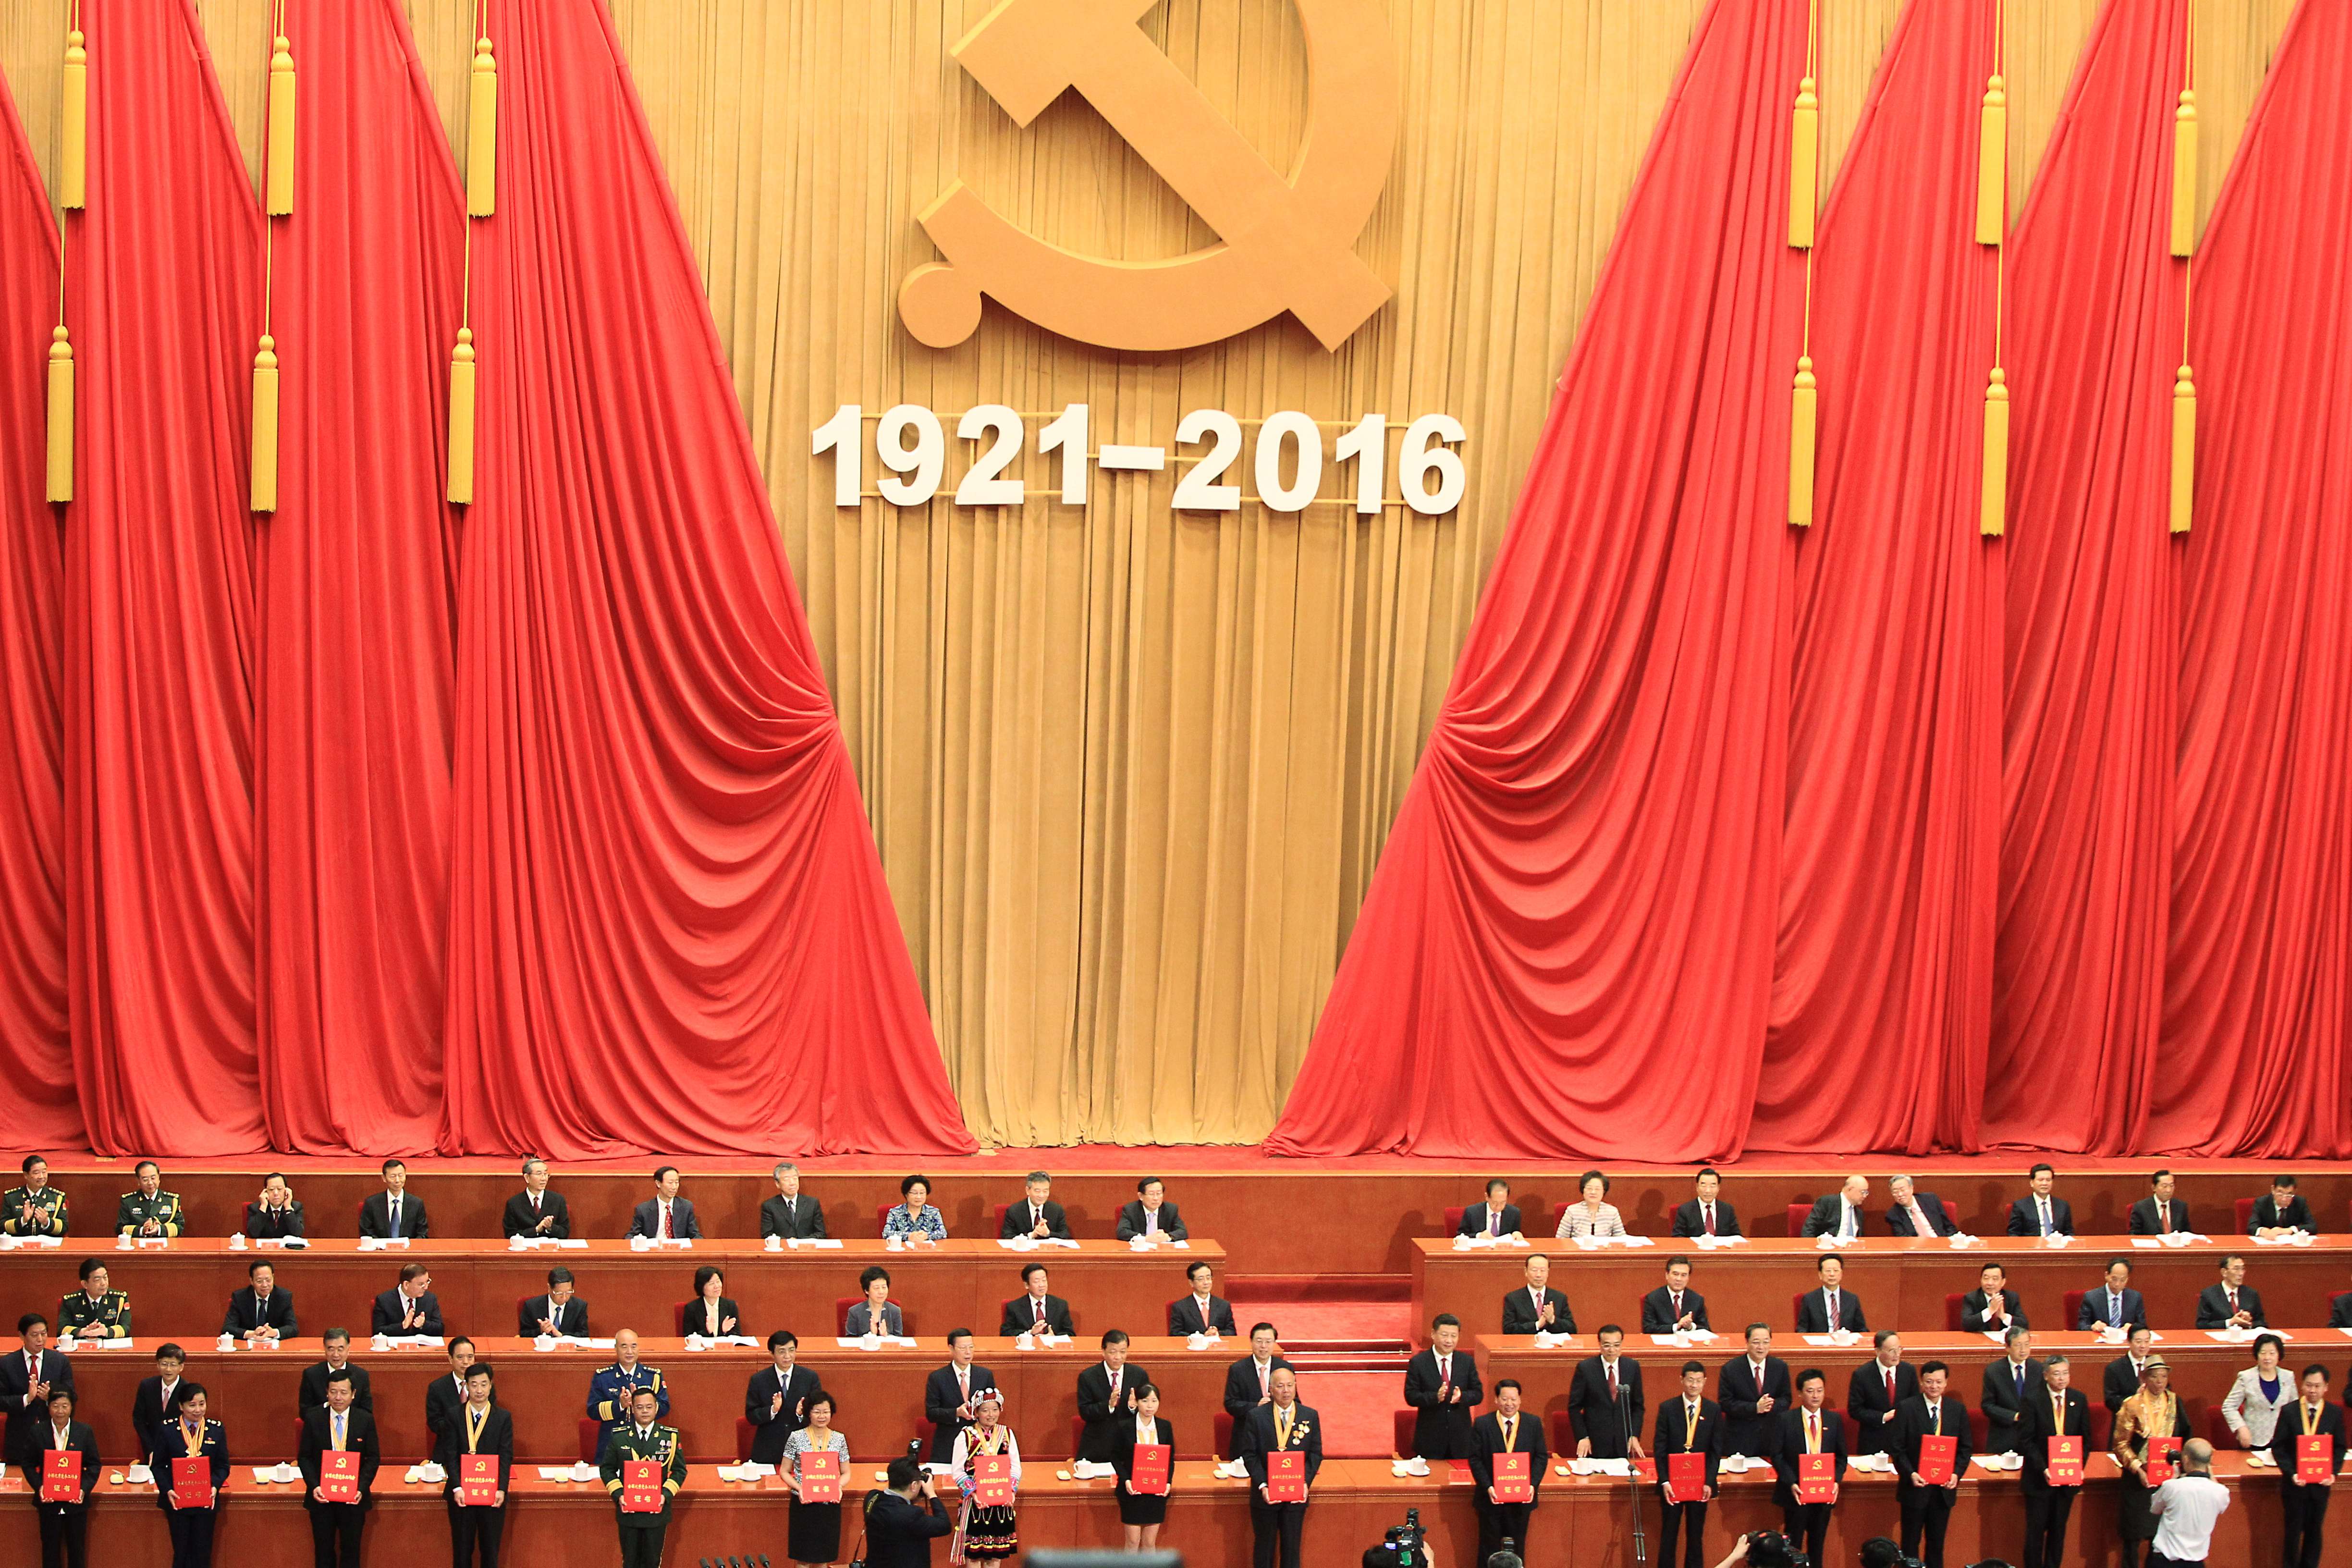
[1671,1169,1741,1239]
[1718,1324,1792,1458]
[357,1159,429,1240]
[627,1166,701,1240]
[1884,1175,1958,1237]
[2077,1258,2147,1331]
[2007,1163,2075,1238]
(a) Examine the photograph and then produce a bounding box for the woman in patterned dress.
[781,1391,849,1565]
[950,1391,1023,1560]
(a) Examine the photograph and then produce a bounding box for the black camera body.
[1361,1505,1428,1568]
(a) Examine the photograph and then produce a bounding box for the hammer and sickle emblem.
[898,0,1399,353]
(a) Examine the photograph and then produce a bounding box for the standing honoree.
[1238,1367,1320,1568]
[500,1159,569,1240]
[357,1160,429,1241]
[949,1390,1024,1563]
[151,1383,229,1568]
[4,1156,66,1237]
[1567,1325,1645,1461]
[23,1388,99,1568]
[2018,1354,2091,1568]
[443,1365,514,1568]
[2110,1355,2191,1568]
[117,1161,184,1239]
[602,1384,685,1568]
[1402,1313,1481,1460]
[1771,1369,1846,1568]
[746,1331,824,1468]
[1893,1360,1973,1568]
[1110,1383,1174,1556]
[2268,1364,2345,1568]
[56,1261,130,1341]
[1651,1360,1720,1568]
[1468,1377,1546,1568]
[781,1390,849,1568]
[299,1369,380,1568]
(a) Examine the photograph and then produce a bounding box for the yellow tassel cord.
[2171,4,2197,532]
[46,329,74,503]
[250,0,289,513]
[61,22,86,210]
[1975,74,2007,244]
[450,3,490,503]
[1981,0,2009,536]
[49,6,83,498]
[1982,368,2009,537]
[265,31,295,217]
[250,338,280,513]
[1789,358,1818,527]
[448,328,477,505]
[1787,0,1821,524]
[466,34,498,217]
[1788,74,1819,249]
[2170,365,2195,534]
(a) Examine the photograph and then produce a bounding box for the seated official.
[1169,1259,1236,1337]
[520,1266,588,1338]
[1000,1263,1074,1337]
[1556,1170,1625,1238]
[56,1260,129,1340]
[442,1364,514,1568]
[628,1165,701,1241]
[1883,1175,1958,1238]
[223,1259,295,1340]
[425,1339,488,1449]
[1960,1262,2027,1333]
[2194,1253,2265,1329]
[1117,1176,1187,1242]
[760,1160,826,1241]
[924,1330,998,1463]
[683,1265,741,1338]
[586,1330,668,1448]
[745,1329,822,1467]
[846,1266,904,1337]
[24,1387,100,1568]
[1771,1369,1847,1568]
[883,1173,947,1242]
[1238,1368,1321,1568]
[2103,1326,2157,1411]
[134,1343,190,1460]
[2007,1162,2074,1238]
[1672,1168,1740,1239]
[299,1369,379,1568]
[1801,1176,1870,1239]
[1651,1361,1722,1568]
[864,1456,956,1565]
[501,1157,570,1239]
[1469,1378,1547,1568]
[1795,1255,1865,1334]
[1459,1178,1523,1242]
[244,1173,306,1240]
[1222,1323,1293,1458]
[1001,1170,1071,1241]
[1403,1314,1481,1460]
[2221,1332,2294,1447]
[1846,1333,1916,1455]
[1502,1254,1573,1335]
[2019,1354,2092,1568]
[356,1158,428,1241]
[1567,1325,1645,1460]
[2077,1257,2147,1331]
[4,1156,67,1238]
[1977,1327,2042,1455]
[117,1161,184,1239]
[2249,1172,2314,1237]
[2332,1286,2352,1329]
[1642,1256,1710,1335]
[371,1262,443,1337]
[1110,1383,1174,1553]
[299,1329,373,1415]
[2128,1168,2191,1235]
[1077,1331,1150,1463]
[1,1315,74,1463]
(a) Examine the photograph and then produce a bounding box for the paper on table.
[537,1467,575,1481]
[835,1336,919,1349]
[1588,1458,1632,1477]
[787,1238,845,1250]
[1801,1335,1837,1347]
[2131,1238,2162,1249]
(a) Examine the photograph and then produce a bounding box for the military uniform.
[56,1288,131,1339]
[600,1421,686,1568]
[117,1188,184,1238]
[587,1362,669,1447]
[1,1184,66,1237]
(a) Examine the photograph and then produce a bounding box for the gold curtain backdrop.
[0,0,2298,1144]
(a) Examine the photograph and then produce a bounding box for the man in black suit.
[1978,1326,2042,1455]
[2007,1162,2075,1239]
[1801,1176,1871,1239]
[2018,1353,2091,1568]
[1238,1366,1321,1568]
[245,1172,307,1240]
[626,1166,701,1241]
[1642,1256,1710,1335]
[1719,1324,1792,1458]
[1671,1168,1741,1239]
[1117,1177,1188,1242]
[2128,1169,2192,1235]
[425,1338,484,1451]
[1960,1262,2028,1334]
[2195,1253,2266,1329]
[1223,1324,1293,1459]
[999,1263,1074,1336]
[759,1162,826,1241]
[1402,1314,1481,1460]
[862,1458,956,1567]
[134,1343,190,1459]
[1771,1368,1847,1567]
[299,1329,374,1416]
[2078,1257,2148,1331]
[518,1267,588,1338]
[2251,1173,2316,1237]
[299,1368,380,1568]
[1796,1254,1866,1334]
[2271,1363,2345,1568]
[2103,1326,2156,1412]
[0,1314,73,1463]
[1567,1325,1645,1459]
[357,1159,428,1241]
[372,1262,444,1337]
[2332,1287,2352,1328]
[1077,1331,1150,1463]
[224,1259,297,1341]
[440,1363,513,1568]
[922,1330,996,1463]
[1169,1260,1237,1337]
[1652,1360,1720,1568]
[1000,1171,1071,1241]
[1893,1361,1972,1568]
[1848,1333,1918,1455]
[744,1330,822,1467]
[1469,1378,1547,1568]
[1501,1253,1573,1335]
[500,1158,569,1239]
[1885,1175,1959,1238]
[1458,1178,1522,1241]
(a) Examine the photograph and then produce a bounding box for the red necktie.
[1034,1298,1045,1326]
[1606,1363,1618,1402]
[1703,1205,1715,1236]
[661,1204,672,1239]
[2160,1203,2172,1235]
[2227,1289,2238,1315]
[1884,1368,1895,1406]
[1671,1291,1681,1319]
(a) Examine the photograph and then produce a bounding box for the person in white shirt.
[2145,1438,2229,1567]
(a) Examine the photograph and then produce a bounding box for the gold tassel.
[2170,363,2195,534]
[2169,89,2198,257]
[1981,367,2009,537]
[466,36,498,218]
[1788,356,1817,527]
[266,33,296,217]
[45,327,74,503]
[250,337,280,514]
[1788,75,1819,249]
[448,328,477,505]
[61,29,87,210]
[1976,73,2007,245]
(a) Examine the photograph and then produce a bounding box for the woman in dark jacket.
[686,1264,742,1337]
[1109,1383,1174,1553]
[150,1383,231,1568]
[23,1387,101,1568]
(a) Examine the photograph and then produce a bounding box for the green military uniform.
[117,1188,184,1238]
[56,1287,131,1339]
[1,1184,66,1237]
[600,1420,686,1568]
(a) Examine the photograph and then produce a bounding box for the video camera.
[1360,1505,1428,1567]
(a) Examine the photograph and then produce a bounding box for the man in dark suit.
[2270,1364,2346,1568]
[372,1262,444,1337]
[744,1330,822,1467]
[500,1158,569,1239]
[759,1162,826,1241]
[299,1330,374,1416]
[299,1368,380,1568]
[1077,1331,1150,1463]
[922,1330,996,1462]
[1117,1176,1187,1242]
[1652,1361,1720,1568]
[1795,1255,1866,1335]
[2007,1163,2076,1238]
[2077,1257,2148,1331]
[1642,1257,1709,1335]
[1223,1324,1293,1459]
[999,1263,1074,1336]
[2332,1288,2352,1328]
[626,1166,700,1241]
[2195,1253,2266,1329]
[1719,1325,1792,1458]
[1238,1366,1320,1568]
[1169,1260,1237,1337]
[1960,1262,2028,1334]
[1671,1168,1740,1239]
[1402,1314,1481,1460]
[356,1159,429,1241]
[1501,1253,1573,1335]
[134,1343,191,1460]
[865,1458,956,1567]
[1801,1176,1870,1239]
[0,1315,73,1463]
[1469,1379,1547,1568]
[2251,1173,2315,1237]
[2018,1353,2091,1568]
[223,1259,297,1341]
[425,1338,484,1450]
[2103,1327,2156,1412]
[2128,1169,2192,1235]
[1000,1171,1071,1241]
[1978,1326,2042,1455]
[441,1363,514,1568]
[245,1172,307,1240]
[1567,1325,1645,1459]
[518,1267,588,1338]
[1893,1361,1972,1568]
[1458,1178,1522,1241]
[1884,1175,1959,1238]
[1771,1368,1847,1567]
[1848,1333,1918,1455]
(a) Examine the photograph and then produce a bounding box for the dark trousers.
[2021,1485,2078,1568]
[166,1506,218,1568]
[1899,1482,1956,1568]
[619,1521,670,1568]
[2148,1555,2205,1568]
[450,1502,506,1568]
[2282,1480,2332,1568]
[1473,1498,1533,1565]
[1656,1497,1707,1568]
[1778,1500,1831,1567]
[37,1506,89,1568]
[1247,1496,1306,1568]
[308,1501,364,1568]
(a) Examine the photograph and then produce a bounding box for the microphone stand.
[1619,1377,1645,1566]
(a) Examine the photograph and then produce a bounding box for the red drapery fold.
[439,0,973,1158]
[0,69,79,1146]
[63,0,263,1155]
[1267,0,1804,1162]
[2154,0,2352,1156]
[254,0,463,1154]
[1752,0,1999,1155]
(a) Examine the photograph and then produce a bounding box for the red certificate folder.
[2144,1436,2182,1485]
[319,1450,361,1504]
[1493,1452,1533,1504]
[799,1450,842,1503]
[458,1454,499,1506]
[1666,1451,1706,1503]
[40,1451,82,1505]
[1130,1443,1171,1495]
[1797,1452,1836,1503]
[2298,1434,2336,1484]
[171,1456,214,1509]
[972,1452,1015,1506]
[1917,1434,1957,1485]
[1630,1457,1658,1487]
[1265,1450,1307,1503]
[2046,1436,2084,1486]
[621,1458,664,1513]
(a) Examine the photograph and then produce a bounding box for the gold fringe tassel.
[2169,89,2198,257]
[466,37,498,217]
[1976,73,2007,244]
[266,33,296,216]
[1788,75,1819,249]
[250,337,280,514]
[1981,368,2009,536]
[448,328,477,504]
[1788,356,1817,527]
[2170,363,2195,534]
[61,29,87,209]
[45,327,73,502]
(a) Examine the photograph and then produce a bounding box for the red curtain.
[254,0,462,1154]
[1268,0,1805,1162]
[439,0,973,1158]
[0,71,79,1146]
[2152,0,2352,1156]
[1751,0,2000,1154]
[63,0,264,1155]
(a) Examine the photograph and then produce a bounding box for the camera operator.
[1359,1513,1437,1568]
[862,1456,954,1567]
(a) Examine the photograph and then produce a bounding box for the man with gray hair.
[1884,1175,1959,1238]
[1000,1171,1070,1241]
[502,1157,571,1238]
[760,1162,826,1240]
[2145,1437,2228,1566]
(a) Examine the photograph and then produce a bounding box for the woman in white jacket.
[2221,1332,2295,1446]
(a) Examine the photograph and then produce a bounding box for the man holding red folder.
[602,1385,686,1568]
[2018,1353,2091,1568]
[1469,1377,1547,1568]
[22,1387,98,1568]
[1893,1360,1972,1568]
[300,1369,380,1568]
[440,1364,514,1568]
[1770,1369,1846,1568]
[1651,1360,1721,1568]
[1239,1366,1321,1568]
[2268,1364,2345,1568]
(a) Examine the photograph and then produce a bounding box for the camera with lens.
[1360,1506,1428,1567]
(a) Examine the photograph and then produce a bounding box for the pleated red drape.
[0,70,79,1146]
[439,0,973,1158]
[254,0,462,1154]
[2152,0,2352,1156]
[1267,0,1805,1162]
[1986,0,2184,1154]
[63,0,264,1155]
[1752,0,1999,1155]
